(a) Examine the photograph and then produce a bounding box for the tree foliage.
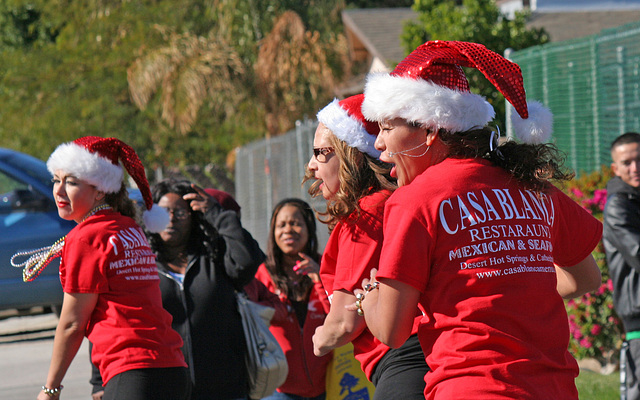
[0,1,59,47]
[402,0,549,130]
[256,11,341,137]
[127,27,246,135]
[0,0,347,171]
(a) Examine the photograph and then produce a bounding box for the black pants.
[103,366,190,400]
[370,334,429,400]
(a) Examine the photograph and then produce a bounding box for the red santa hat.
[316,94,381,158]
[362,40,552,144]
[204,188,241,214]
[46,136,169,232]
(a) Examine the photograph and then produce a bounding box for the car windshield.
[0,151,53,189]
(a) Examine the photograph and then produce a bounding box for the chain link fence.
[234,118,330,251]
[507,20,640,175]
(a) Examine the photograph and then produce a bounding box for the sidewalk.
[0,309,58,343]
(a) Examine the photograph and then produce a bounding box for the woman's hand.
[346,268,377,313]
[295,252,321,283]
[183,184,217,214]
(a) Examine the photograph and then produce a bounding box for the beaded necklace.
[11,204,112,282]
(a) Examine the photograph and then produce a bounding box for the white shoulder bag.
[236,292,289,399]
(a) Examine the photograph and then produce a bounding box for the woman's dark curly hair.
[265,198,321,300]
[146,177,221,263]
[104,183,139,221]
[439,127,574,192]
[304,130,396,231]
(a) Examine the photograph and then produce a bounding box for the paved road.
[0,310,92,400]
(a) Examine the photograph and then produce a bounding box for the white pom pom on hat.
[143,204,171,233]
[362,40,553,144]
[511,101,553,144]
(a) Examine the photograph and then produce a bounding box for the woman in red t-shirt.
[253,198,332,400]
[352,41,603,400]
[25,137,188,400]
[306,94,429,400]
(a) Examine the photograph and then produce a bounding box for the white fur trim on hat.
[46,142,123,193]
[317,99,381,158]
[362,73,495,133]
[511,101,553,144]
[143,204,170,233]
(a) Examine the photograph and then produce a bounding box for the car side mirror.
[1,188,49,211]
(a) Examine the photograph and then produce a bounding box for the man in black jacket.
[604,132,640,400]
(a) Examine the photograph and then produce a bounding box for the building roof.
[342,7,640,69]
[527,10,640,42]
[342,8,417,67]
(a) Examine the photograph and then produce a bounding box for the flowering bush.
[563,166,624,362]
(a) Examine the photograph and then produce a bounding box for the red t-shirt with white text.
[376,158,602,400]
[60,210,186,384]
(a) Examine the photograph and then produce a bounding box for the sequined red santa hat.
[362,40,552,144]
[46,136,169,232]
[317,94,381,157]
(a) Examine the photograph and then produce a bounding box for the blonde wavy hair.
[304,128,396,230]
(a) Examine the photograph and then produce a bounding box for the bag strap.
[622,340,630,400]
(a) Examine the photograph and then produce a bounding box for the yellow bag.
[325,343,375,400]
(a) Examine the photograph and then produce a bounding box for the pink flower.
[571,188,585,198]
[607,279,613,291]
[591,325,602,336]
[593,189,608,210]
[580,338,593,348]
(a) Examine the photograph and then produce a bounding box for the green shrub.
[563,166,624,363]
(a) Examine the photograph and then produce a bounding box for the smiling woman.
[253,198,332,400]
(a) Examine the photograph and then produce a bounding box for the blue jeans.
[261,391,326,400]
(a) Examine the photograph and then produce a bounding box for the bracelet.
[364,281,380,293]
[354,281,380,316]
[42,385,63,397]
[355,292,365,316]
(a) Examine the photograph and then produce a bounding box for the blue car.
[0,148,74,313]
[0,148,144,314]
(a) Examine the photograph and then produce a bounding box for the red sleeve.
[332,210,385,293]
[549,188,603,266]
[376,191,433,292]
[313,280,330,312]
[244,278,289,323]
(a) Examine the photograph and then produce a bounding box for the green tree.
[402,0,549,130]
[127,27,245,135]
[347,0,413,7]
[0,0,349,171]
[0,1,59,47]
[255,10,341,137]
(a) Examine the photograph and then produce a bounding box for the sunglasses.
[313,147,335,163]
